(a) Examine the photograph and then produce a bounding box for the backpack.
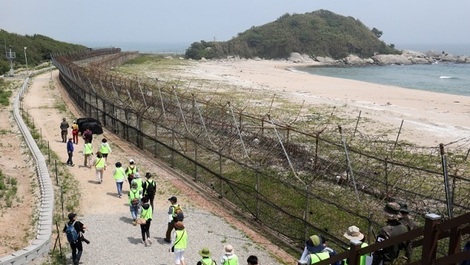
[172,205,184,222]
[145,180,156,196]
[66,221,79,243]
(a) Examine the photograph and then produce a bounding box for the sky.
[1,0,470,54]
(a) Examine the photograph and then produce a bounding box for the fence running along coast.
[52,49,470,263]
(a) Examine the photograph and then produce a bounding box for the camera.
[81,236,90,244]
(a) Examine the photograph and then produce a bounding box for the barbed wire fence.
[52,49,470,251]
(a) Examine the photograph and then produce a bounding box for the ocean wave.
[439,75,455,79]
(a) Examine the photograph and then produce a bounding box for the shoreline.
[175,58,470,147]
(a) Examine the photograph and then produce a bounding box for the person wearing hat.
[371,202,408,265]
[171,221,188,265]
[165,196,182,243]
[399,204,418,261]
[302,235,340,265]
[60,118,70,143]
[63,213,87,265]
[125,159,138,189]
[128,181,142,226]
[66,138,75,166]
[142,172,157,210]
[113,161,126,198]
[197,247,217,265]
[220,244,239,265]
[299,234,325,264]
[343,226,369,265]
[71,120,79,144]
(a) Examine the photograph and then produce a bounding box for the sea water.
[298,63,470,96]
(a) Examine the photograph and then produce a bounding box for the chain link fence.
[52,49,470,252]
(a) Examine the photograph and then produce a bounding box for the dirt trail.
[19,70,295,264]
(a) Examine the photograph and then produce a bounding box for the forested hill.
[0,29,87,75]
[185,10,399,60]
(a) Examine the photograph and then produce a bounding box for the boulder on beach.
[372,54,412,65]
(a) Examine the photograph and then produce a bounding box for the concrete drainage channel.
[0,77,54,265]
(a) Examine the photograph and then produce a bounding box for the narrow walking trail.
[23,71,294,264]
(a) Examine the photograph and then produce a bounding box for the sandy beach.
[174,59,470,147]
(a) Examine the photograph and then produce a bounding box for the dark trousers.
[61,130,68,143]
[140,220,151,241]
[67,151,73,165]
[147,195,155,212]
[70,240,83,264]
[165,221,175,241]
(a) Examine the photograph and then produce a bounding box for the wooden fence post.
[421,213,441,264]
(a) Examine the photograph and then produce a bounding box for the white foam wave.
[439,75,453,79]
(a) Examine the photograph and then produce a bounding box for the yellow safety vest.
[99,143,110,154]
[174,229,188,249]
[344,242,369,265]
[113,167,126,181]
[84,143,93,155]
[310,252,330,264]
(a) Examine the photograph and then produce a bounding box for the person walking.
[125,159,138,188]
[371,202,408,265]
[142,172,157,210]
[93,151,106,184]
[99,138,112,162]
[82,126,93,144]
[220,244,239,265]
[171,221,188,265]
[63,212,87,265]
[399,204,418,261]
[128,181,141,225]
[66,138,75,166]
[60,118,69,143]
[343,225,369,265]
[197,247,217,265]
[83,141,93,168]
[113,162,126,198]
[165,196,182,243]
[139,197,153,247]
[71,120,79,144]
[131,172,143,194]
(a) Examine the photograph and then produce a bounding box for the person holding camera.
[63,212,89,265]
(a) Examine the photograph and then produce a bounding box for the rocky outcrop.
[372,54,412,65]
[287,49,469,66]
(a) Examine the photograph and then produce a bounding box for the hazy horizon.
[2,0,470,54]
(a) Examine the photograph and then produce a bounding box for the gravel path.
[24,71,293,264]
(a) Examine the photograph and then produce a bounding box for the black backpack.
[145,180,156,196]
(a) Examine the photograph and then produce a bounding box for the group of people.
[61,118,262,265]
[298,201,418,265]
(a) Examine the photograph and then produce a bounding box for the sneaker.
[147,238,152,245]
[143,239,147,247]
[132,220,137,226]
[164,238,171,243]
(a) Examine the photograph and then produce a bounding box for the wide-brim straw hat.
[343,225,365,241]
[224,244,234,255]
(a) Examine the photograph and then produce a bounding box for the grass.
[0,79,14,106]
